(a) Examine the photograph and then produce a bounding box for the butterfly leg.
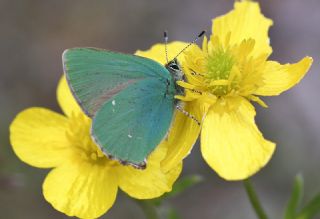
[176,104,200,126]
[190,68,205,77]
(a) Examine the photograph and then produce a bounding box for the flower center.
[205,47,235,96]
[177,35,267,107]
[66,112,119,167]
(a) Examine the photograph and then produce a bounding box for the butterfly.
[62,31,205,169]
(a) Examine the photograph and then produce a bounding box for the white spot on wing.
[128,134,132,138]
[112,100,116,106]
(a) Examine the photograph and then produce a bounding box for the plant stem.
[244,179,268,219]
[135,200,159,219]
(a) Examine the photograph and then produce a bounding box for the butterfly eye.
[170,63,180,70]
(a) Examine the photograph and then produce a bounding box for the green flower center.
[205,48,235,96]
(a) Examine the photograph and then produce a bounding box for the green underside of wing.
[92,78,175,166]
[63,48,177,166]
[63,47,171,117]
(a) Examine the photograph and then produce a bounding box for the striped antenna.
[164,31,169,64]
[173,30,206,60]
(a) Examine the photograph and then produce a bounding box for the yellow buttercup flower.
[138,1,312,180]
[10,77,182,218]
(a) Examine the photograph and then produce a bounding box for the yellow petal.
[201,97,275,180]
[43,162,117,219]
[247,95,268,108]
[213,1,273,57]
[118,143,182,199]
[135,41,189,65]
[253,57,313,96]
[57,76,82,117]
[10,108,70,168]
[161,100,206,172]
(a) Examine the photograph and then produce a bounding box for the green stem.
[135,200,159,219]
[244,179,268,219]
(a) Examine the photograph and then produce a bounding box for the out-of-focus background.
[0,0,319,218]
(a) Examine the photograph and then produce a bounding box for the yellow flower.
[138,1,313,180]
[10,77,182,218]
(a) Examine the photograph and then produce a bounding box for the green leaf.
[150,175,203,206]
[135,200,160,219]
[284,174,304,219]
[243,179,268,219]
[167,208,181,219]
[166,175,203,198]
[296,193,320,219]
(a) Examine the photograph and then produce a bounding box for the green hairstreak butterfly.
[62,31,205,169]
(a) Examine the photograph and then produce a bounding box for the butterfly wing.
[63,48,170,117]
[92,78,174,168]
[63,48,176,167]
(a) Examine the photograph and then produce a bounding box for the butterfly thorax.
[165,58,186,99]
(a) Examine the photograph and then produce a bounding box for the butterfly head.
[165,58,186,98]
[163,30,205,85]
[165,58,185,82]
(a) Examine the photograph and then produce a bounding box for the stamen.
[208,80,230,86]
[174,95,197,102]
[176,80,197,89]
[176,81,203,97]
[248,95,268,108]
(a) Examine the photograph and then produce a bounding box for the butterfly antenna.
[176,104,200,126]
[173,30,206,60]
[164,31,169,64]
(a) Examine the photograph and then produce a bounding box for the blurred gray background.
[0,0,319,218]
